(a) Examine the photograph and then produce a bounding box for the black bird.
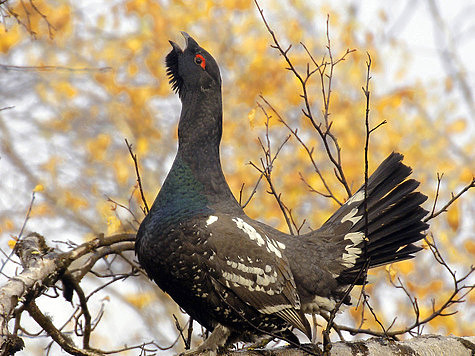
[135,32,429,353]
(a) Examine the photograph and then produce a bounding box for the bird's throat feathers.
[178,88,223,152]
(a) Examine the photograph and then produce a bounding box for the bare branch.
[249,102,294,234]
[259,95,343,206]
[125,138,149,215]
[26,301,102,356]
[424,176,474,223]
[0,232,136,354]
[254,0,355,197]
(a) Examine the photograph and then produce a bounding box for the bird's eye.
[194,54,206,70]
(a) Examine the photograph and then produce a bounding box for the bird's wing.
[202,213,311,338]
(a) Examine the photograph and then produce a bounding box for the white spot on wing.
[221,270,254,287]
[264,235,283,258]
[258,304,292,314]
[226,260,265,275]
[232,217,265,247]
[206,215,218,226]
[231,218,285,258]
[256,273,277,286]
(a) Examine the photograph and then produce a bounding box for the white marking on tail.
[341,207,363,225]
[342,253,358,268]
[345,246,361,256]
[346,190,365,205]
[344,232,365,245]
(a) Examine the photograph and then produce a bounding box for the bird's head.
[166,32,221,99]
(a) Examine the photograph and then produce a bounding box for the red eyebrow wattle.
[196,54,206,69]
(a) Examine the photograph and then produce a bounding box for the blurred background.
[0,0,473,354]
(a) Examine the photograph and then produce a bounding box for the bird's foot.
[180,324,231,356]
[245,336,274,350]
[180,349,217,356]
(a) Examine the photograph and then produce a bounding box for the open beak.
[180,31,191,48]
[168,31,192,54]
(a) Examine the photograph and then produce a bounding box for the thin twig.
[173,314,190,350]
[249,101,294,234]
[423,176,474,223]
[125,138,149,214]
[259,95,343,206]
[26,301,102,356]
[254,0,355,197]
[0,64,112,72]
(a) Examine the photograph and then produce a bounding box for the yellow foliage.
[223,0,252,10]
[87,134,111,161]
[52,81,77,99]
[96,15,106,29]
[464,240,475,255]
[136,136,149,155]
[46,4,72,36]
[64,191,88,211]
[8,237,18,250]
[385,265,397,281]
[106,215,122,235]
[128,62,139,77]
[0,27,20,53]
[0,219,14,234]
[97,201,114,220]
[287,20,303,43]
[33,184,44,192]
[446,200,460,231]
[30,203,51,217]
[459,167,473,182]
[113,156,131,184]
[41,156,61,176]
[247,108,256,128]
[125,292,155,309]
[446,118,467,133]
[9,0,72,39]
[3,0,473,340]
[394,260,414,275]
[126,37,143,54]
[445,77,453,92]
[125,0,150,14]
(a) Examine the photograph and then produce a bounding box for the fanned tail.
[319,152,429,285]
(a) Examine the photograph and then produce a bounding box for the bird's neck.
[170,89,241,214]
[178,88,223,155]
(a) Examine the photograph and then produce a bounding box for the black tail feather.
[352,180,422,232]
[318,152,429,285]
